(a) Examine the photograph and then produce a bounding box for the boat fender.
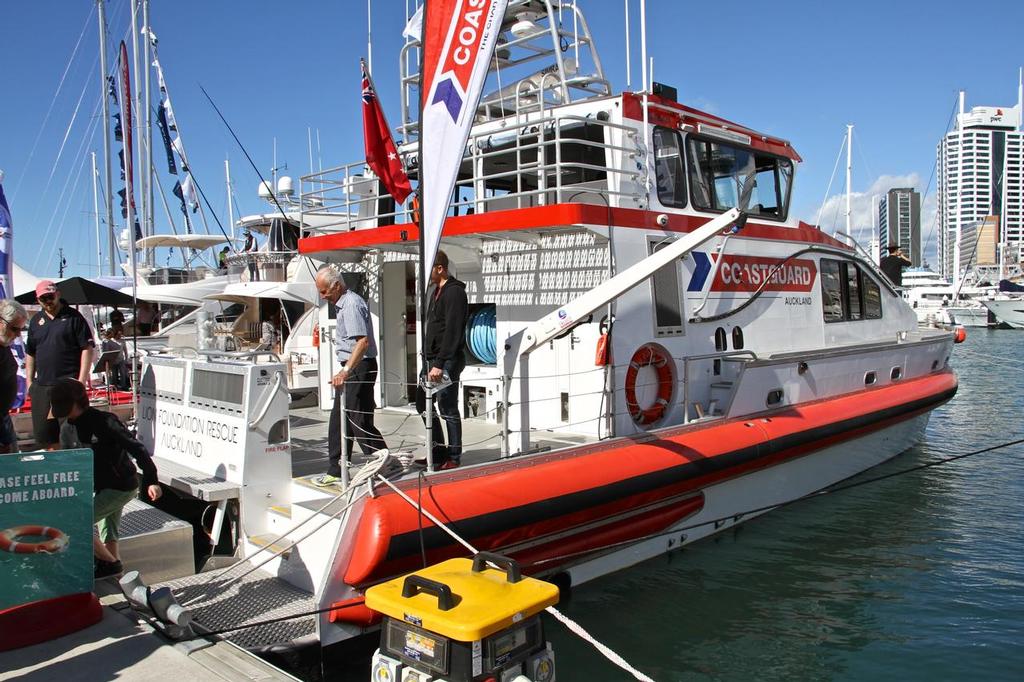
[953,326,967,344]
[595,333,609,366]
[0,525,68,554]
[624,344,674,425]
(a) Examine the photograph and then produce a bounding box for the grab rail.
[682,350,758,423]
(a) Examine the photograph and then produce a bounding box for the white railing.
[298,110,643,235]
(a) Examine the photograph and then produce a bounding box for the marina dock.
[0,581,299,682]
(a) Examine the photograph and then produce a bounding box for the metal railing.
[299,109,642,235]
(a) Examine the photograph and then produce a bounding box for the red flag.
[362,61,412,204]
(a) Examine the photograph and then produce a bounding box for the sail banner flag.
[0,174,13,299]
[116,41,137,234]
[419,0,508,286]
[362,60,412,204]
[156,102,177,175]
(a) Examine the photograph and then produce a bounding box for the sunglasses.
[38,294,56,303]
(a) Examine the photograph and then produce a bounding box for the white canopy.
[204,281,318,305]
[134,234,230,250]
[126,278,230,306]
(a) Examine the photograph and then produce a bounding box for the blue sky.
[1,0,1022,277]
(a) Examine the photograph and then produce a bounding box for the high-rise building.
[878,188,922,265]
[936,73,1024,281]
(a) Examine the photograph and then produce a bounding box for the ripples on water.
[547,330,1024,681]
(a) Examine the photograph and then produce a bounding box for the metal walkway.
[158,568,317,651]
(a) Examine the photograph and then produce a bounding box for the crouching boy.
[49,378,162,579]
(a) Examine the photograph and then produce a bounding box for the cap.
[35,280,58,298]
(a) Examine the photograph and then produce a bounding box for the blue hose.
[466,306,497,364]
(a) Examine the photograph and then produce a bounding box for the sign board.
[0,449,94,610]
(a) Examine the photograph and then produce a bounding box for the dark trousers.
[327,358,387,476]
[29,383,59,448]
[415,361,464,463]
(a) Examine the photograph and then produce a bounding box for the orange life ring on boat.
[0,525,68,554]
[624,344,674,424]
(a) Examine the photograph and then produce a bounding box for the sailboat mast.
[97,0,116,276]
[143,0,154,265]
[845,123,853,238]
[130,0,145,261]
[92,152,102,277]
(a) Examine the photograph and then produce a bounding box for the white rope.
[376,474,657,682]
[814,132,848,230]
[545,606,656,682]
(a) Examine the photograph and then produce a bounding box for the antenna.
[624,0,631,89]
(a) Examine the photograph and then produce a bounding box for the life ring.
[0,525,69,554]
[624,344,674,424]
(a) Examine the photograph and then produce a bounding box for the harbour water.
[310,329,1023,681]
[542,329,1024,680]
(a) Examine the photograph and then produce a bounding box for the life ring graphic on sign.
[0,525,69,554]
[624,344,674,425]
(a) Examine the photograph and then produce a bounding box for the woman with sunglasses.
[24,280,94,449]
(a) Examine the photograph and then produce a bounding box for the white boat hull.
[946,305,992,328]
[982,299,1024,329]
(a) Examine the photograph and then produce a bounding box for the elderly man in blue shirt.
[314,266,388,486]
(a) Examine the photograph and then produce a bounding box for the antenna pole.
[624,0,631,89]
[367,0,373,75]
[225,157,235,242]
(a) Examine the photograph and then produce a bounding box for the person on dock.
[314,265,388,486]
[25,280,94,449]
[417,250,468,470]
[50,377,162,580]
[879,245,912,287]
[0,299,29,454]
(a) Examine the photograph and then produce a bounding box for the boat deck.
[287,402,598,478]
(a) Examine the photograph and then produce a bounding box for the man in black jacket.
[417,250,468,469]
[50,378,162,579]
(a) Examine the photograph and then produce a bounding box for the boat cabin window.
[820,258,883,322]
[687,137,792,220]
[650,239,684,336]
[653,127,687,208]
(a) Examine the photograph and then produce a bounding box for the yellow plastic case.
[366,556,559,642]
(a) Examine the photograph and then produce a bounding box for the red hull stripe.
[297,203,848,255]
[342,372,956,585]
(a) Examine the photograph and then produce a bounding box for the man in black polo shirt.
[25,280,94,448]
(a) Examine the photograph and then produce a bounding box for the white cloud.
[805,172,940,266]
